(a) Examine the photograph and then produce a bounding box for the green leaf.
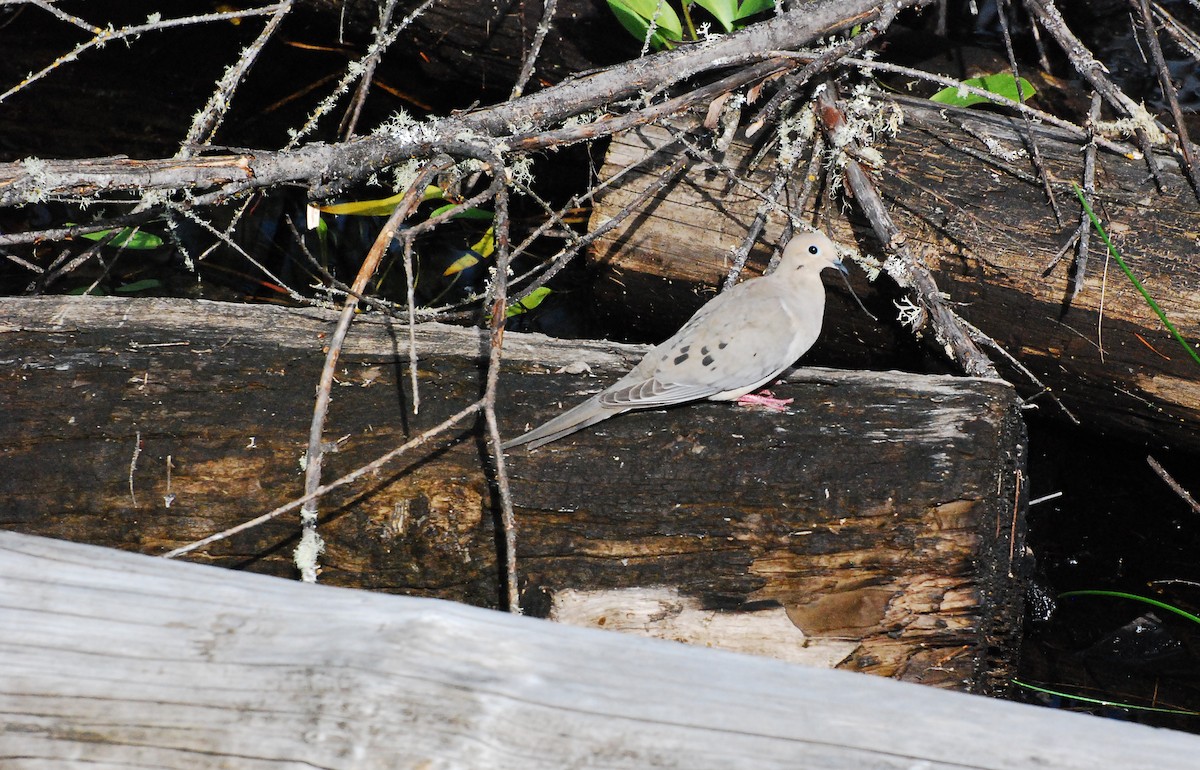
[694,0,736,31]
[429,203,494,221]
[114,279,164,294]
[929,73,1037,108]
[506,287,553,317]
[318,185,444,216]
[66,285,108,296]
[78,227,163,250]
[607,0,683,49]
[442,253,479,276]
[734,0,776,19]
[443,226,496,276]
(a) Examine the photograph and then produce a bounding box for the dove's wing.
[598,278,817,408]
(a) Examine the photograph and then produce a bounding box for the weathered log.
[589,95,1200,450]
[1,296,1026,689]
[3,529,1196,770]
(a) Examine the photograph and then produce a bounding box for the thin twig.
[161,399,486,559]
[296,156,454,582]
[1024,0,1167,188]
[745,0,901,137]
[1070,92,1102,303]
[510,0,559,100]
[484,182,522,613]
[339,0,401,139]
[1133,0,1200,201]
[179,1,294,156]
[996,0,1063,225]
[1147,455,1200,515]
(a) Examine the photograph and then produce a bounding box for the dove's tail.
[502,396,621,450]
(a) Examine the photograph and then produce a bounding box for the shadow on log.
[2,295,1026,691]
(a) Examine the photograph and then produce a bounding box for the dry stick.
[996,0,1063,225]
[510,0,559,100]
[745,0,901,137]
[296,156,454,583]
[287,0,437,149]
[957,316,1080,423]
[1042,92,1100,288]
[1146,455,1200,515]
[161,400,486,559]
[484,183,521,614]
[507,57,794,153]
[508,155,690,308]
[0,2,912,207]
[769,131,828,274]
[340,0,401,138]
[844,57,1136,158]
[179,0,294,155]
[816,86,998,378]
[0,4,286,104]
[1071,93,1102,302]
[1023,0,1166,190]
[723,153,803,288]
[1134,0,1200,201]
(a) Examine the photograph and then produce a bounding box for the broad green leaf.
[506,287,553,317]
[930,73,1037,108]
[607,0,682,49]
[78,227,163,250]
[695,0,736,31]
[470,226,495,259]
[735,0,776,19]
[114,279,164,293]
[318,185,444,216]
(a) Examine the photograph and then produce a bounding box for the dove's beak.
[833,258,849,276]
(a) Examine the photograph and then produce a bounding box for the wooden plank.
[0,529,1197,770]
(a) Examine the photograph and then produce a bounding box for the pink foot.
[735,390,794,412]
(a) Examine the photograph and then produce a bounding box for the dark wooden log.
[588,96,1200,450]
[5,529,1198,770]
[0,295,1026,692]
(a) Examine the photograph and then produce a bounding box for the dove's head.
[780,232,848,277]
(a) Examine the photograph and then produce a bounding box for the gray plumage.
[503,231,847,450]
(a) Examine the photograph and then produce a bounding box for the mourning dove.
[503,231,847,450]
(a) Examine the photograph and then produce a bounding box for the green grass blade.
[1012,679,1200,715]
[1073,184,1200,367]
[1060,588,1200,625]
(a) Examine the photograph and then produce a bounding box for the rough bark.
[1,295,1026,691]
[589,95,1200,450]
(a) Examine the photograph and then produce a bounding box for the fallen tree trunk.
[589,95,1200,449]
[1,529,1196,769]
[1,295,1026,691]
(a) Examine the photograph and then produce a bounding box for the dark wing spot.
[702,354,715,367]
[718,341,728,349]
[674,353,689,365]
[679,345,690,355]
[700,345,710,355]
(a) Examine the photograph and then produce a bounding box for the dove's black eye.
[808,245,819,255]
